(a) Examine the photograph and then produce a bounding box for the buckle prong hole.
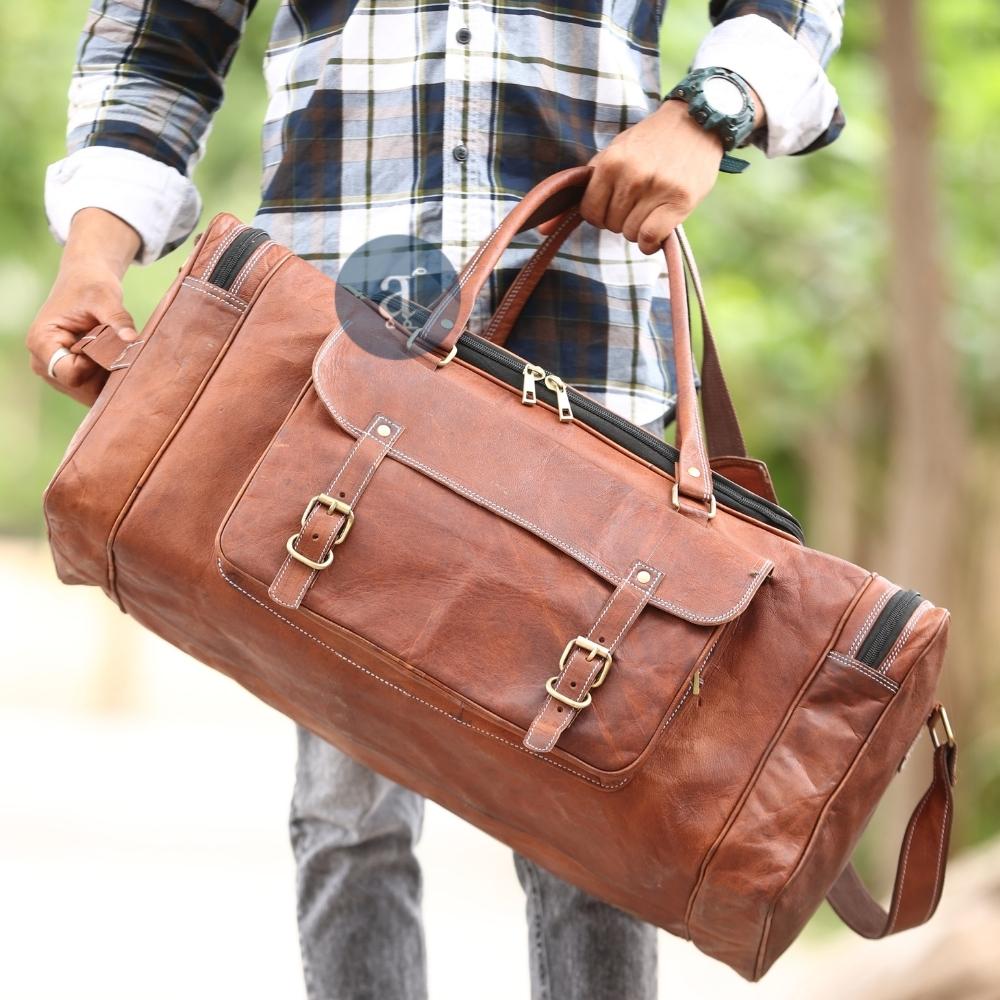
[556,706,563,712]
[598,636,605,643]
[311,533,319,540]
[339,491,346,498]
[569,681,576,688]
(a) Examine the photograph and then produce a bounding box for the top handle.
[479,208,746,461]
[422,165,717,517]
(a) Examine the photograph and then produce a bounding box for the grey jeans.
[290,727,657,1000]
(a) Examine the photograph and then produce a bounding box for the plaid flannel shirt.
[47,0,844,427]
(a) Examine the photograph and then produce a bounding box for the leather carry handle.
[424,165,718,510]
[827,706,957,940]
[478,204,747,459]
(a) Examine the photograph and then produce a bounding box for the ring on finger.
[47,346,72,380]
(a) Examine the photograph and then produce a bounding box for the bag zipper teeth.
[208,227,270,290]
[454,333,805,542]
[855,588,923,668]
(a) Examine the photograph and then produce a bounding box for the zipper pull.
[522,363,546,405]
[692,667,702,703]
[543,373,573,422]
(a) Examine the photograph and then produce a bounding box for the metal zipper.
[522,363,545,405]
[453,333,806,542]
[856,589,922,668]
[208,228,270,290]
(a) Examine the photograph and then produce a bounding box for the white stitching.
[269,415,402,608]
[523,580,626,751]
[287,419,400,606]
[647,626,725,738]
[526,562,664,753]
[231,241,276,296]
[181,279,247,312]
[928,781,950,922]
[880,602,930,675]
[184,277,249,310]
[887,780,934,934]
[486,212,578,340]
[485,211,580,342]
[825,651,900,693]
[669,235,712,502]
[422,225,503,337]
[218,558,633,789]
[202,225,244,280]
[107,339,146,368]
[269,432,371,604]
[313,326,774,624]
[848,586,896,657]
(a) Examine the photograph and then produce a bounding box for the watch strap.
[719,153,750,174]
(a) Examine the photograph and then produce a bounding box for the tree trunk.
[879,0,964,590]
[875,0,969,858]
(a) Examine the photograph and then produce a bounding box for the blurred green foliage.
[1,0,998,850]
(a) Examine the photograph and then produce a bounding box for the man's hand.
[27,208,141,406]
[580,88,763,256]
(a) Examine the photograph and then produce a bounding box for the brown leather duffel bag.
[44,165,956,980]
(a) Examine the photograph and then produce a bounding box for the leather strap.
[71,324,144,372]
[481,209,747,460]
[481,207,584,350]
[827,708,957,939]
[268,414,404,609]
[663,231,714,508]
[523,561,663,753]
[675,227,747,459]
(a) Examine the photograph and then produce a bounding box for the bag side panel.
[686,602,949,980]
[755,608,950,977]
[106,251,342,633]
[42,282,245,592]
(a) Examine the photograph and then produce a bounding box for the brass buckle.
[928,704,956,749]
[671,481,716,519]
[558,635,614,688]
[285,493,355,570]
[545,676,592,710]
[543,636,614,711]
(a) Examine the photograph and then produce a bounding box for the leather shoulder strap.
[827,706,957,939]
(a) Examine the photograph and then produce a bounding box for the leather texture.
[42,165,955,981]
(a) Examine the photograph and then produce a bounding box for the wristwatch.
[665,66,758,159]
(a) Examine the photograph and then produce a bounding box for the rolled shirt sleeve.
[45,147,201,265]
[692,2,846,157]
[45,0,253,264]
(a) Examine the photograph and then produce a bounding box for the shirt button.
[452,144,469,162]
[456,26,472,44]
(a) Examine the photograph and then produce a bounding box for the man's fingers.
[579,155,615,231]
[29,345,103,406]
[26,317,105,401]
[632,205,681,256]
[101,306,138,342]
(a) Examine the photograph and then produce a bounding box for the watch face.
[703,76,745,116]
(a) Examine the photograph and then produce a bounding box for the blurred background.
[1,1,997,997]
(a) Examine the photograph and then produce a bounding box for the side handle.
[827,705,957,939]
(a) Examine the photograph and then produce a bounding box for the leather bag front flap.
[310,317,774,628]
[217,306,775,774]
